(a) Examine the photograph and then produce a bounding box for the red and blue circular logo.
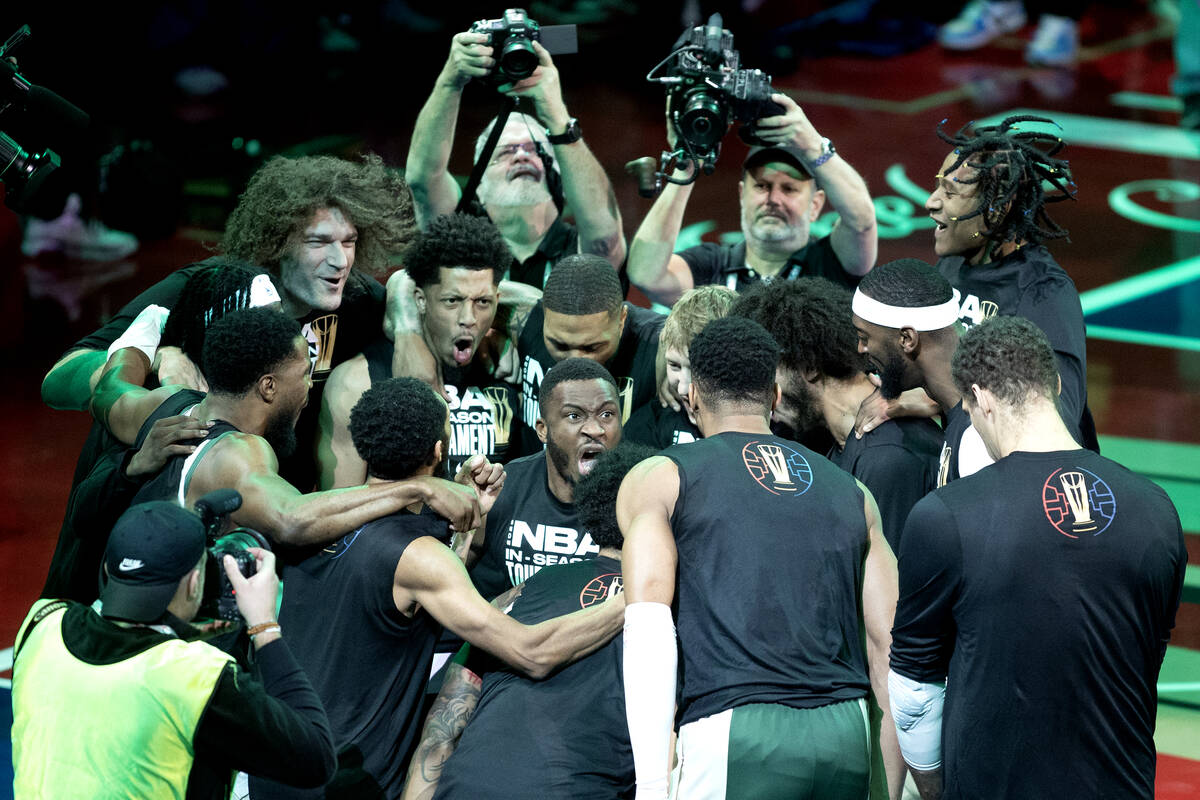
[579,573,622,608]
[1041,467,1117,538]
[742,440,813,497]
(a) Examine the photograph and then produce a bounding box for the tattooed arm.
[400,584,525,800]
[400,662,482,800]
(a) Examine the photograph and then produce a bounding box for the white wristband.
[623,602,677,800]
[107,304,170,364]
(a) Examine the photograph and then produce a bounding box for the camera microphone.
[195,489,243,535]
[0,59,89,133]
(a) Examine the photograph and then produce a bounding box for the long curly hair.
[221,154,415,277]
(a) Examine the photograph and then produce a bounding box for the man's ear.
[971,383,994,417]
[188,568,202,603]
[616,304,628,337]
[257,373,277,402]
[414,286,428,315]
[431,439,444,466]
[772,382,782,411]
[687,383,699,414]
[536,416,548,445]
[899,327,920,356]
[808,188,827,221]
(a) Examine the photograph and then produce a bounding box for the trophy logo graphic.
[980,300,999,321]
[757,445,795,492]
[741,440,813,497]
[618,377,634,423]
[1042,467,1117,538]
[482,386,513,449]
[307,314,339,378]
[580,574,623,608]
[1058,471,1097,533]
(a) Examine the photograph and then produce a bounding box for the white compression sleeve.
[888,668,946,771]
[107,304,170,364]
[623,601,677,800]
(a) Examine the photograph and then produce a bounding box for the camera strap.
[14,600,70,659]
[456,95,519,214]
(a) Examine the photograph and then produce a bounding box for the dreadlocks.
[936,115,1076,248]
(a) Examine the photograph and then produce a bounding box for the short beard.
[746,214,810,248]
[262,409,298,459]
[544,430,575,487]
[777,384,824,439]
[479,174,552,208]
[877,351,910,400]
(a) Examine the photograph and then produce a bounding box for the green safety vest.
[11,599,234,799]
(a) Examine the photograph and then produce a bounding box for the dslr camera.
[630,14,784,197]
[470,8,578,84]
[194,489,271,622]
[0,25,89,216]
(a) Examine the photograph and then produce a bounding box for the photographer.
[11,502,336,798]
[627,93,878,306]
[405,22,625,289]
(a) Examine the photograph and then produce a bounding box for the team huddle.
[11,19,1186,800]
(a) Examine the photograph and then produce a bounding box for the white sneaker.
[1026,14,1080,67]
[938,0,1028,50]
[21,193,139,261]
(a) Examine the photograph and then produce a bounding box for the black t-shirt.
[890,449,1186,800]
[828,417,941,553]
[623,402,700,450]
[505,215,579,290]
[665,432,871,725]
[435,556,634,800]
[66,257,386,492]
[937,246,1094,449]
[516,301,664,455]
[362,337,521,475]
[252,508,451,800]
[469,451,597,601]
[678,235,858,292]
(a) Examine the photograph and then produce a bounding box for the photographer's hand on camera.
[443,31,496,89]
[224,547,281,648]
[497,42,569,132]
[752,94,825,161]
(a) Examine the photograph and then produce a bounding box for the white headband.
[249,273,282,308]
[852,289,959,331]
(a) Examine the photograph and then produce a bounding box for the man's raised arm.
[617,455,681,800]
[755,94,877,276]
[406,31,494,228]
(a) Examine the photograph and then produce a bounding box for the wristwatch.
[808,137,836,169]
[546,118,582,145]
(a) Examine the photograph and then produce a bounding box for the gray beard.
[479,175,552,208]
[746,215,810,248]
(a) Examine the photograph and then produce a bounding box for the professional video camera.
[628,14,785,198]
[0,26,89,216]
[194,489,272,622]
[470,8,578,84]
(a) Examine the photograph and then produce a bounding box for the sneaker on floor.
[938,0,1028,50]
[1026,14,1079,67]
[21,193,139,261]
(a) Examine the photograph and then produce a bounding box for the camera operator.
[405,25,625,289]
[627,94,878,306]
[11,502,336,798]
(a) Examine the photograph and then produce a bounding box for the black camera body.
[472,8,543,83]
[194,489,271,622]
[664,15,785,160]
[470,9,578,85]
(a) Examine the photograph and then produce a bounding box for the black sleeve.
[192,638,336,788]
[1016,277,1086,434]
[889,493,961,683]
[852,444,934,553]
[677,243,723,286]
[69,267,196,354]
[64,448,148,541]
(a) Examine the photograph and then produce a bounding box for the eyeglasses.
[490,141,540,163]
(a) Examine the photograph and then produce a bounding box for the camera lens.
[499,38,538,81]
[680,92,726,149]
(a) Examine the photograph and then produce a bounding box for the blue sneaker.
[1025,14,1080,67]
[938,1,1028,50]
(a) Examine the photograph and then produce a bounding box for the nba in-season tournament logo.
[1041,467,1117,538]
[742,440,813,496]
